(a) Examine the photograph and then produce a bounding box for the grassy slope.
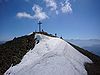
[68,42,100,75]
[0,32,36,75]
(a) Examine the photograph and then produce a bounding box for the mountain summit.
[4,33,92,75]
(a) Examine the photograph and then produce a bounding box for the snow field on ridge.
[4,34,92,75]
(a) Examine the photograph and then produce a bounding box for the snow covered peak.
[35,34,52,42]
[4,33,92,75]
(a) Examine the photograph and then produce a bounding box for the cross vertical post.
[38,21,42,32]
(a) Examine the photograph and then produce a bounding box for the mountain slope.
[0,32,36,75]
[68,42,100,75]
[4,33,92,75]
[0,32,55,75]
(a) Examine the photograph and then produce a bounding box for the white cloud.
[32,4,48,21]
[44,0,57,11]
[16,0,73,21]
[17,12,33,19]
[17,5,48,21]
[61,1,72,13]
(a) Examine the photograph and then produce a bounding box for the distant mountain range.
[67,39,100,56]
[0,41,6,44]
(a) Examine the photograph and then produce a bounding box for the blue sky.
[0,0,100,41]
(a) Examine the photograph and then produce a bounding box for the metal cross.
[38,21,42,32]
